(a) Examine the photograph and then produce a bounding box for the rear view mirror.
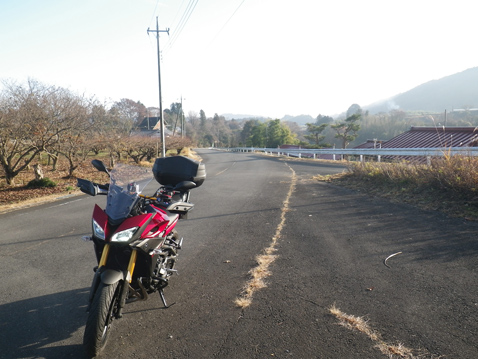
[91,160,110,176]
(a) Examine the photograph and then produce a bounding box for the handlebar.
[77,178,109,196]
[96,183,109,195]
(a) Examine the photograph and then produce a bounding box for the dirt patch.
[0,150,201,213]
[0,159,109,212]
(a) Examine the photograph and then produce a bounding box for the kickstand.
[159,289,175,308]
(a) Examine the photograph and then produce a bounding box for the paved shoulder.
[230,165,478,358]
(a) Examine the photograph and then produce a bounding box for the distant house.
[131,117,173,138]
[377,126,478,148]
[136,116,160,131]
[355,126,478,162]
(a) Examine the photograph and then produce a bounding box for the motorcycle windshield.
[105,163,153,222]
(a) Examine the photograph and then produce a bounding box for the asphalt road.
[1,149,477,358]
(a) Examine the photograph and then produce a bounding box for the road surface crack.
[234,163,296,308]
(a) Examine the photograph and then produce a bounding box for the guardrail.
[224,146,478,162]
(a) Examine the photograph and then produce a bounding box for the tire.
[83,281,120,358]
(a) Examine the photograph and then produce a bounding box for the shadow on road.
[0,288,90,359]
[291,183,478,264]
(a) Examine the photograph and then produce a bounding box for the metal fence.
[224,146,478,163]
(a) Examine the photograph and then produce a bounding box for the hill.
[281,114,314,125]
[221,113,314,126]
[221,113,268,121]
[365,67,478,114]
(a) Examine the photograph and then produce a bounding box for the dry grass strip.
[235,164,296,308]
[329,304,440,358]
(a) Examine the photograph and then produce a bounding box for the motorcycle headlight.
[111,227,138,242]
[92,219,105,240]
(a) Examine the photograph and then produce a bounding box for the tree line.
[182,105,363,150]
[182,104,478,152]
[0,80,189,185]
[4,78,478,186]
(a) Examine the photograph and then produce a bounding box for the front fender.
[86,270,101,311]
[100,269,124,285]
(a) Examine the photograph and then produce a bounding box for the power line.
[166,0,199,52]
[164,0,246,55]
[169,0,198,48]
[209,0,246,46]
[148,0,161,29]
[169,0,188,31]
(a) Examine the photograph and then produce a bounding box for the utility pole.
[180,96,185,138]
[147,17,169,157]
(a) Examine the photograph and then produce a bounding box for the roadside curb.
[0,191,83,214]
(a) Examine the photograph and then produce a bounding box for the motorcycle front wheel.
[83,281,120,358]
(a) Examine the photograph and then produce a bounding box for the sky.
[1,0,477,119]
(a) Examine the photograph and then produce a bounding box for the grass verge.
[318,155,478,220]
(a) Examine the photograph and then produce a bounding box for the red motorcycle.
[77,156,205,358]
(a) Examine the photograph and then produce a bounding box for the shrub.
[26,177,57,188]
[348,156,478,194]
[329,155,478,218]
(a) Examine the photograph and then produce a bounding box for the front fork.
[87,244,138,317]
[98,244,138,283]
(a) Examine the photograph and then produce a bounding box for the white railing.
[224,147,478,162]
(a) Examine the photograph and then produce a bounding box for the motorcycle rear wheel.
[83,281,120,358]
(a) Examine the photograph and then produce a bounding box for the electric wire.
[147,0,163,54]
[170,0,199,47]
[165,0,199,52]
[148,0,161,29]
[162,0,246,56]
[209,0,246,46]
[169,0,188,31]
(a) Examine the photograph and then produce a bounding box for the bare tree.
[109,98,147,133]
[123,136,158,164]
[0,80,86,185]
[165,136,192,154]
[88,102,129,167]
[44,89,96,177]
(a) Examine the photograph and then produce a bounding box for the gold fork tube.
[98,244,110,267]
[127,249,138,283]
